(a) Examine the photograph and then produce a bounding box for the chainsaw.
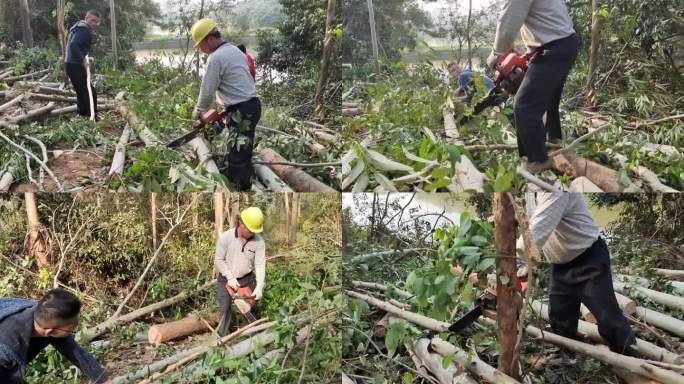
[447,273,528,334]
[167,109,230,148]
[226,285,258,323]
[457,49,535,126]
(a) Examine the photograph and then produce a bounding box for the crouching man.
[0,289,110,383]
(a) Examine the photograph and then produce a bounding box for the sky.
[420,0,492,19]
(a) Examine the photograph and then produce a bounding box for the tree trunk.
[613,281,684,311]
[466,0,473,69]
[414,338,477,384]
[109,0,118,70]
[290,192,300,242]
[19,0,33,48]
[367,0,380,76]
[515,320,684,384]
[24,192,52,267]
[494,193,521,380]
[84,280,215,341]
[529,300,682,364]
[257,148,335,192]
[150,193,157,249]
[57,0,67,63]
[431,338,522,384]
[283,193,291,243]
[580,292,636,323]
[148,313,219,345]
[313,0,336,121]
[585,0,600,110]
[634,306,684,338]
[653,268,684,279]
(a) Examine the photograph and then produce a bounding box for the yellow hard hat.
[240,207,264,233]
[191,18,218,47]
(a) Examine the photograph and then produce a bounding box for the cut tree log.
[83,280,215,341]
[430,338,522,384]
[187,137,230,192]
[27,93,76,103]
[350,248,426,264]
[2,68,51,82]
[253,162,294,192]
[342,373,355,384]
[569,176,603,192]
[107,123,131,178]
[496,318,684,384]
[115,319,276,384]
[551,150,638,192]
[414,338,478,384]
[117,104,162,146]
[48,103,116,117]
[580,292,636,323]
[0,168,15,191]
[613,281,684,311]
[634,306,684,338]
[148,312,220,345]
[257,148,335,192]
[342,107,362,117]
[349,280,413,299]
[345,290,448,332]
[373,313,395,338]
[0,93,24,113]
[11,102,56,124]
[654,269,684,280]
[613,368,663,384]
[443,97,459,139]
[530,300,682,364]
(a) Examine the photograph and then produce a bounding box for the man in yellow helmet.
[190,19,261,191]
[213,207,266,336]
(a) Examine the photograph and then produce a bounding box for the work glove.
[191,108,201,120]
[254,286,263,301]
[486,51,499,70]
[226,278,239,291]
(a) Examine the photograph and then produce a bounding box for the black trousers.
[514,34,578,162]
[223,97,261,191]
[65,63,97,118]
[549,237,637,355]
[216,272,257,337]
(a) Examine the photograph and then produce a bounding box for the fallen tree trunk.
[580,292,636,323]
[443,97,459,139]
[117,104,162,147]
[148,312,219,345]
[342,373,355,384]
[414,338,478,384]
[253,162,294,192]
[342,107,362,117]
[27,93,76,103]
[530,300,681,364]
[83,280,215,341]
[2,68,51,82]
[257,148,335,192]
[12,102,56,124]
[551,150,638,192]
[0,93,24,113]
[653,269,684,280]
[350,248,426,264]
[48,104,115,117]
[613,281,684,311]
[107,123,131,178]
[0,168,15,191]
[187,137,230,192]
[497,318,684,384]
[430,338,522,384]
[634,306,684,338]
[345,290,448,332]
[115,319,276,384]
[349,280,412,299]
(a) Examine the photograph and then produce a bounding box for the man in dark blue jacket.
[0,289,110,383]
[65,10,102,119]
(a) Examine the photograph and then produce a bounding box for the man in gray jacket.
[214,207,266,336]
[190,18,261,191]
[0,289,110,383]
[486,0,579,173]
[529,193,637,356]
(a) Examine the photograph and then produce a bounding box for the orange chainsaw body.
[226,285,256,305]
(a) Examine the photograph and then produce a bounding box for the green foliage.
[12,46,59,76]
